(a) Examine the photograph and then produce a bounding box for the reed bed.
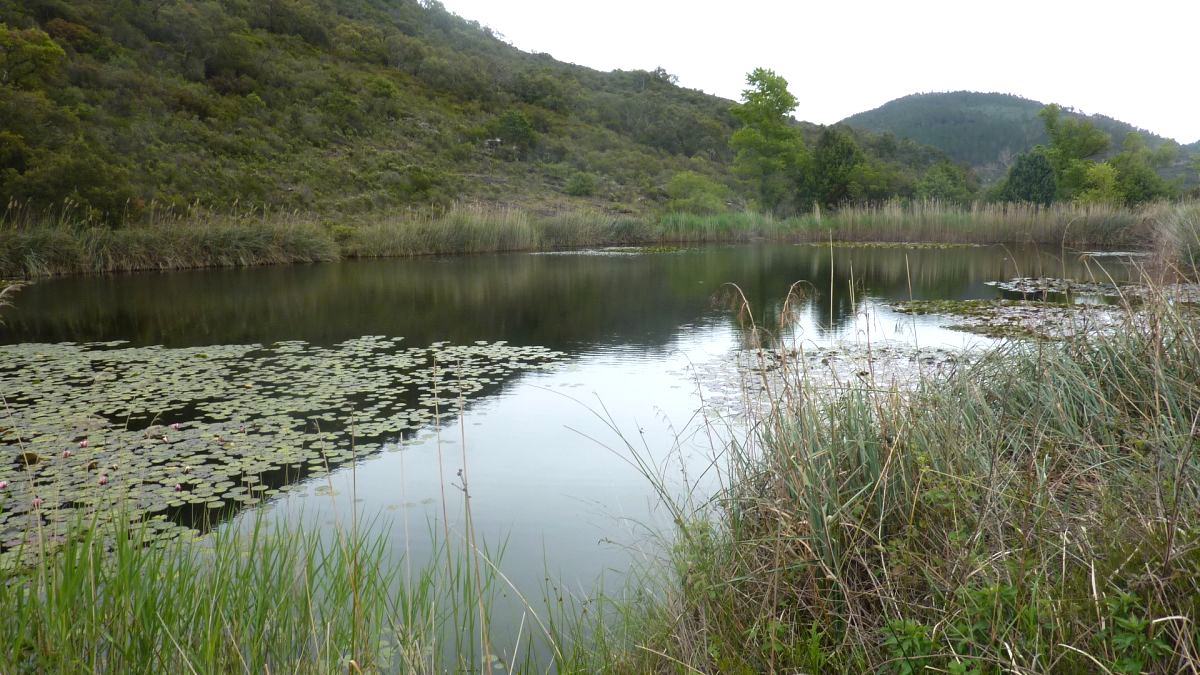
[814,199,1154,246]
[3,199,1192,278]
[613,268,1200,671]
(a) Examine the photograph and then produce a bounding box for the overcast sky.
[438,0,1200,144]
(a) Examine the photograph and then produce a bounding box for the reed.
[2,199,1194,278]
[616,260,1200,672]
[813,198,1154,246]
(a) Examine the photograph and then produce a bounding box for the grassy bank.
[2,200,1190,278]
[611,283,1200,671]
[0,513,581,673]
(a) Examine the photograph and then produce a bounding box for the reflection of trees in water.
[4,245,1133,351]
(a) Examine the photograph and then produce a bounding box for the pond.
[0,243,1137,656]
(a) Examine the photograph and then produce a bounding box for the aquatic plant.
[0,337,562,568]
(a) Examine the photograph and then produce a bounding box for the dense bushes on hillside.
[0,0,972,224]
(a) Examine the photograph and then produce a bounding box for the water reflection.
[3,244,1131,349]
[2,243,1137,665]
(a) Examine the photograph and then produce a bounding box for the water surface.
[1,243,1135,655]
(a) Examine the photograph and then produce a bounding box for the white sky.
[438,0,1200,144]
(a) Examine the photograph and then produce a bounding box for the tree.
[1038,104,1110,200]
[1039,104,1109,163]
[1001,150,1057,205]
[915,161,975,202]
[729,68,807,213]
[811,127,864,208]
[488,110,538,160]
[1107,133,1175,205]
[0,24,65,89]
[1075,162,1121,205]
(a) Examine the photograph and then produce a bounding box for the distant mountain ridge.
[841,91,1195,184]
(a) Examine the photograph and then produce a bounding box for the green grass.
[4,200,1193,278]
[0,511,570,673]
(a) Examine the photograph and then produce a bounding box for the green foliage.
[0,0,754,219]
[845,92,1192,192]
[1038,103,1111,200]
[1109,133,1176,205]
[811,126,864,208]
[883,620,934,674]
[1000,150,1057,204]
[665,171,728,213]
[563,171,597,197]
[915,161,975,202]
[487,109,538,160]
[730,68,808,213]
[0,23,64,88]
[512,68,577,111]
[1075,161,1121,205]
[1039,103,1110,165]
[1103,593,1174,674]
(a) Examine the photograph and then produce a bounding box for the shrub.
[665,171,728,213]
[564,172,597,197]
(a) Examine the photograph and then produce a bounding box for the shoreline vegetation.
[2,199,1196,278]
[2,261,1198,672]
[0,212,1196,672]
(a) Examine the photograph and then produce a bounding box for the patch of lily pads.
[984,276,1200,304]
[892,298,1130,339]
[0,337,562,568]
[984,277,1123,297]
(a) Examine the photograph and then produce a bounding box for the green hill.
[0,0,965,224]
[843,91,1195,185]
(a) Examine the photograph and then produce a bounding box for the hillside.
[0,0,966,224]
[843,92,1196,185]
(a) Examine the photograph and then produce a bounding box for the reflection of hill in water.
[2,244,1130,350]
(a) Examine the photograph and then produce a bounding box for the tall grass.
[616,262,1200,671]
[816,199,1155,246]
[0,200,338,277]
[0,512,546,673]
[4,199,1192,278]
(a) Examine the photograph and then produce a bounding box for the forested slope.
[844,91,1197,185]
[0,0,966,222]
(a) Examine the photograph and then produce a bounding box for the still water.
[0,243,1133,653]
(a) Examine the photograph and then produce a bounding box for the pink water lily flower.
[170,423,182,431]
[78,439,89,448]
[98,475,109,486]
[174,484,183,492]
[32,497,43,508]
[62,450,73,458]
[0,480,8,489]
